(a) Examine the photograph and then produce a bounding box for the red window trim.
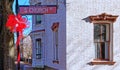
[89,13,118,23]
[51,22,59,32]
[90,61,115,65]
[89,13,118,65]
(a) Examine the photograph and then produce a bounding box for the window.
[35,2,42,24]
[89,13,118,65]
[51,22,59,64]
[53,31,59,63]
[36,15,42,24]
[94,24,110,60]
[36,39,42,59]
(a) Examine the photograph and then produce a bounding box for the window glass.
[36,15,41,24]
[53,31,58,60]
[36,39,42,59]
[94,24,110,60]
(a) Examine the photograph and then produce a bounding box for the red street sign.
[19,5,57,15]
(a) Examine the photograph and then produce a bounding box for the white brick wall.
[67,0,120,70]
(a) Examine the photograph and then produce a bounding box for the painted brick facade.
[30,0,66,70]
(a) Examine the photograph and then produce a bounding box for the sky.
[12,0,32,36]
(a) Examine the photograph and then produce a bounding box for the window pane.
[101,25,106,41]
[106,24,110,41]
[94,24,109,42]
[101,42,105,59]
[94,24,101,41]
[36,39,42,59]
[95,42,101,59]
[53,31,59,60]
[105,42,109,59]
[95,42,107,59]
[36,15,41,24]
[55,31,58,46]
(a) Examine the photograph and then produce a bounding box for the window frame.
[36,38,42,59]
[89,13,118,65]
[52,30,59,64]
[51,22,59,64]
[94,23,110,61]
[35,2,42,25]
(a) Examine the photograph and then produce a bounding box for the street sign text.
[19,5,57,15]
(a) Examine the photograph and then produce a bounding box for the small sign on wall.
[19,5,57,15]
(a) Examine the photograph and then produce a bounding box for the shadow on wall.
[32,65,58,70]
[44,65,58,70]
[82,16,91,23]
[87,62,94,65]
